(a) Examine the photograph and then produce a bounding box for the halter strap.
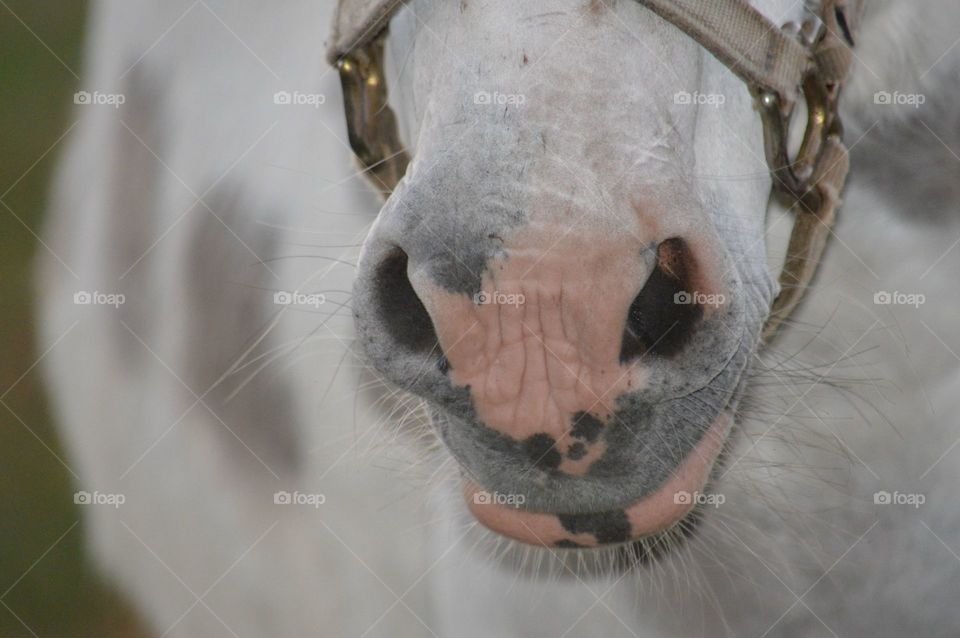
[327,0,867,341]
[328,0,863,90]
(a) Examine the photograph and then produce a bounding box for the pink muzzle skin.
[464,410,733,547]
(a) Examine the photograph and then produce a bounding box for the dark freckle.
[567,442,587,460]
[558,510,631,544]
[571,412,604,443]
[522,53,529,65]
[437,355,450,374]
[524,433,562,470]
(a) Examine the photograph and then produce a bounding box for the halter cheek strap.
[327,0,866,341]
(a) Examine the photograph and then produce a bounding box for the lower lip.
[463,411,733,547]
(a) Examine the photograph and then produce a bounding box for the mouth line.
[462,408,734,548]
[432,378,742,512]
[434,350,750,507]
[419,322,758,548]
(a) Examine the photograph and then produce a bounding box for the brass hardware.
[336,33,410,195]
[755,17,851,341]
[754,20,843,215]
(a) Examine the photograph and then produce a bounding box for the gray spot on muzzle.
[353,126,544,403]
[361,123,535,297]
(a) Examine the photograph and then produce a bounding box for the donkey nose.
[355,221,723,438]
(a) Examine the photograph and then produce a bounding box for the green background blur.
[1,1,147,635]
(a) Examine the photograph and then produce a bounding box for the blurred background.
[0,1,147,635]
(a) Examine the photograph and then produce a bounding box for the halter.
[326,0,865,341]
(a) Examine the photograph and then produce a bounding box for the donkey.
[39,0,960,635]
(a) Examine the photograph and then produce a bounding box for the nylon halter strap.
[327,0,865,341]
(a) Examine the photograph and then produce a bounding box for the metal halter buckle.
[335,33,410,194]
[755,16,843,214]
[752,12,855,340]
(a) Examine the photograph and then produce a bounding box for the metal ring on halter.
[754,14,853,340]
[755,17,842,214]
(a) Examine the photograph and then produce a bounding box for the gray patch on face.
[351,123,549,419]
[386,181,522,296]
[358,108,537,298]
[182,183,300,473]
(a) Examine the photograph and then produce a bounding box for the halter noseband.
[327,0,865,341]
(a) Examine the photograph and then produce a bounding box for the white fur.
[39,0,960,636]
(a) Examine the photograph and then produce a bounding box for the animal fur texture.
[39,0,960,635]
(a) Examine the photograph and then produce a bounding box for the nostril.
[619,237,703,363]
[372,249,441,357]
